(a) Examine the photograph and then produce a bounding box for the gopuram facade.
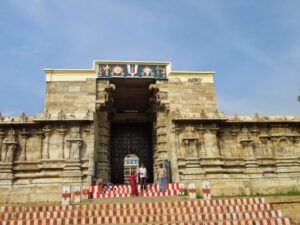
[0,60,299,203]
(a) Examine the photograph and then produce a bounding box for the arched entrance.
[123,154,139,184]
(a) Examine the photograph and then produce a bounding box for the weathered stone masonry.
[0,60,299,203]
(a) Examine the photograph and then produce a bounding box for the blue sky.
[0,0,299,116]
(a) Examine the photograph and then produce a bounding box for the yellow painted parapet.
[43,60,214,82]
[169,71,215,83]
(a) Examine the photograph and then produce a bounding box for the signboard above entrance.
[97,63,168,80]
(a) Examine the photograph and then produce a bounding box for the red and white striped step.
[0,208,282,221]
[0,197,266,213]
[0,216,292,225]
[87,183,181,199]
[0,197,292,225]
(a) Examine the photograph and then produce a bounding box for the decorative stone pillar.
[36,130,44,160]
[97,119,110,181]
[202,125,224,172]
[20,128,30,161]
[155,111,168,164]
[230,127,240,157]
[0,129,18,186]
[197,125,206,158]
[0,129,5,161]
[42,126,52,160]
[270,137,278,158]
[250,126,260,157]
[203,126,220,158]
[57,126,67,159]
[149,82,170,174]
[170,123,180,182]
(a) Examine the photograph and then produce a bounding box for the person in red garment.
[130,171,138,197]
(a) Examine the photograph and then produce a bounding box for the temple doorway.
[111,123,153,184]
[108,78,155,184]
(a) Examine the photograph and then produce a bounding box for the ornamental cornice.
[226,113,300,123]
[0,110,94,124]
[171,110,227,121]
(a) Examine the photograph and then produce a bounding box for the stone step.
[0,205,274,219]
[91,190,180,198]
[0,203,271,215]
[0,216,292,225]
[0,197,265,213]
[0,209,281,221]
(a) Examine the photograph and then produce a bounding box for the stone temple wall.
[45,79,96,114]
[170,113,300,195]
[0,112,94,203]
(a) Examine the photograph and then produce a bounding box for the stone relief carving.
[239,127,255,158]
[1,129,18,163]
[277,137,293,157]
[57,110,66,120]
[182,126,199,157]
[66,127,83,160]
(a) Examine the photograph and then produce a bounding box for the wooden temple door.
[110,123,153,184]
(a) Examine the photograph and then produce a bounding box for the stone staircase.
[89,183,181,199]
[0,197,293,225]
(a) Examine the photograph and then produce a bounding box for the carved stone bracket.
[149,84,170,112]
[96,83,115,111]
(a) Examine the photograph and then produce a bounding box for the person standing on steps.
[138,163,147,192]
[130,171,138,197]
[157,164,167,192]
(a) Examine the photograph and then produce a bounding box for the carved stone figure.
[66,127,83,160]
[1,129,18,163]
[277,137,292,157]
[182,126,199,157]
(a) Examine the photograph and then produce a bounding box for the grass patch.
[193,186,300,199]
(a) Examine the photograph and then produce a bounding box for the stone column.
[230,128,239,157]
[97,113,110,182]
[204,127,220,158]
[202,126,224,172]
[271,137,277,158]
[0,130,5,161]
[155,111,168,166]
[36,131,44,160]
[170,124,180,182]
[198,126,206,158]
[0,129,18,186]
[250,126,260,157]
[42,126,52,160]
[57,126,67,159]
[20,129,30,161]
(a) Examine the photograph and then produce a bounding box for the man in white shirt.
[138,163,147,191]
